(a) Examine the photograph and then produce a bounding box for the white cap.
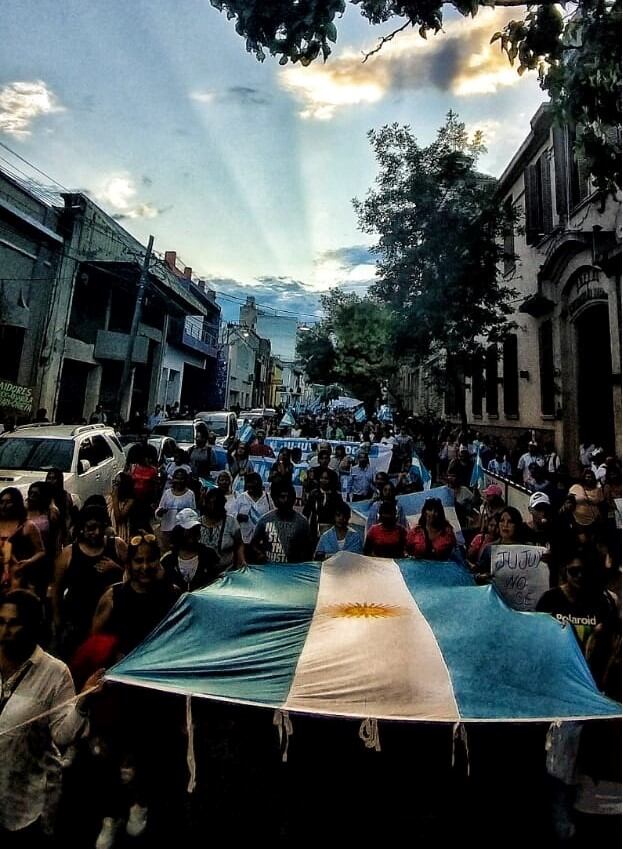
[174,508,201,530]
[528,491,550,510]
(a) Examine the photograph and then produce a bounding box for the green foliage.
[353,112,517,416]
[491,0,621,196]
[210,0,621,194]
[296,290,396,405]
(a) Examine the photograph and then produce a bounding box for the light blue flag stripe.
[397,562,620,721]
[108,563,321,706]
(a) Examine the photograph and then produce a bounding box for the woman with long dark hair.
[0,487,45,594]
[476,506,527,575]
[46,467,75,545]
[199,488,244,571]
[406,497,456,560]
[52,506,126,659]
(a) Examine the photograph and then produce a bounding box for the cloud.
[280,9,529,119]
[94,173,165,219]
[190,86,270,106]
[0,80,65,137]
[314,244,377,269]
[205,274,323,323]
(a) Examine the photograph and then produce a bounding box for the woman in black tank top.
[53,506,126,659]
[92,532,179,655]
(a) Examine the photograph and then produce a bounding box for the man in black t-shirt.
[251,483,314,564]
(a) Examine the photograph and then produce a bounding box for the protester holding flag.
[227,472,274,555]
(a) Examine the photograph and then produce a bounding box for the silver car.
[0,423,125,508]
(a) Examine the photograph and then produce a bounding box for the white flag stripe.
[283,553,459,721]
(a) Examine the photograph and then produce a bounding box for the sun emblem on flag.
[323,602,404,619]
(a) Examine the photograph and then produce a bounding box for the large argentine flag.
[107,554,618,722]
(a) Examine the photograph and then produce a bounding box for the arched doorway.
[575,302,615,451]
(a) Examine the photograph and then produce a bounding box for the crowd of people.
[0,406,620,847]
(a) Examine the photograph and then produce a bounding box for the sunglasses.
[566,566,584,577]
[129,533,157,546]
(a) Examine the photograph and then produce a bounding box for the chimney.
[183,267,192,279]
[164,251,177,272]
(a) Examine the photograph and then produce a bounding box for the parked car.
[192,411,238,447]
[150,420,196,451]
[0,423,125,508]
[149,420,228,470]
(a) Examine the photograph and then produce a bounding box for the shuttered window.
[503,335,519,417]
[471,352,484,417]
[539,320,556,416]
[485,344,498,416]
[524,152,554,245]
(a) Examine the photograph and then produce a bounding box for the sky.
[1,1,546,322]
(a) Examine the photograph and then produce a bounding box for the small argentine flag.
[470,446,486,489]
[108,553,619,723]
[354,405,367,424]
[378,404,393,423]
[280,409,296,428]
[412,453,432,490]
[238,423,255,444]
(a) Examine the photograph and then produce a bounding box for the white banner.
[490,544,549,612]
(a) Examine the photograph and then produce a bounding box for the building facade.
[394,105,621,466]
[0,167,216,423]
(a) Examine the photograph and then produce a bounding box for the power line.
[0,140,68,191]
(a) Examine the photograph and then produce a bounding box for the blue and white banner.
[265,437,392,476]
[108,553,619,722]
[354,406,367,424]
[352,485,463,543]
[232,457,307,495]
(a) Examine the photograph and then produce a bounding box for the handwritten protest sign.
[491,544,549,612]
[0,381,33,414]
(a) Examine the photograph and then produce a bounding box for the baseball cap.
[528,491,550,510]
[175,508,201,530]
[482,484,503,498]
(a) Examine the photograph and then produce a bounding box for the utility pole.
[118,235,154,421]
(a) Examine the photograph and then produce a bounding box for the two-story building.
[463,105,620,462]
[395,105,621,466]
[163,252,221,411]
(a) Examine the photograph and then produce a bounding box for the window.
[503,335,519,417]
[485,345,498,416]
[91,435,114,465]
[0,437,73,472]
[471,353,484,418]
[552,124,595,217]
[539,321,556,416]
[524,152,553,245]
[503,197,515,276]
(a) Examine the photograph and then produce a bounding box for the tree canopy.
[352,111,517,422]
[209,0,621,195]
[296,290,395,409]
